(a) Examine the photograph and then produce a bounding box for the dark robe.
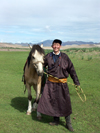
[37,52,80,117]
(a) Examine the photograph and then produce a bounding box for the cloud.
[44,25,53,33]
[0,0,100,43]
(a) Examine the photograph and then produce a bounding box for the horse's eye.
[32,56,35,59]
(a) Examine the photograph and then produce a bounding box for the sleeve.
[67,56,80,85]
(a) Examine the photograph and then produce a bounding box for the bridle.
[33,61,44,65]
[32,61,44,68]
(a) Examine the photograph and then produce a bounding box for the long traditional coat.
[37,52,80,117]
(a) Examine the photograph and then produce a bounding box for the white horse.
[24,44,45,119]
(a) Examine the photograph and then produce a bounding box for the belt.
[48,76,67,83]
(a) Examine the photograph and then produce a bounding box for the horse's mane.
[31,45,45,55]
[27,45,45,67]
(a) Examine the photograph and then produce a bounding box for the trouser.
[53,116,73,131]
[53,116,71,123]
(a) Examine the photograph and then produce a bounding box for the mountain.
[62,41,94,46]
[0,40,100,47]
[38,40,53,46]
[38,40,99,46]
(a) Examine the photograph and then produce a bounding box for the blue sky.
[0,0,100,43]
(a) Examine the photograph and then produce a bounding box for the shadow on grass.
[31,110,65,128]
[10,97,65,127]
[31,112,65,128]
[11,97,34,112]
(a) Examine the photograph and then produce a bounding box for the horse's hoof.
[37,116,42,120]
[26,112,31,115]
[32,108,36,111]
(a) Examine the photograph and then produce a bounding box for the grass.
[0,48,100,133]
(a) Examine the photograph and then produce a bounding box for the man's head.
[52,39,62,54]
[52,39,62,45]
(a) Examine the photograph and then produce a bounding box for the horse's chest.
[28,74,38,85]
[25,71,38,85]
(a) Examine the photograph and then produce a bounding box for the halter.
[32,61,44,68]
[33,61,44,64]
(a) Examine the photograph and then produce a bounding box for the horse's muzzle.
[37,72,43,76]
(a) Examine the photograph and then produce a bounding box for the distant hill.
[62,41,94,46]
[0,40,100,47]
[38,40,100,46]
[38,40,53,46]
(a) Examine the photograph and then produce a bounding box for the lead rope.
[43,71,86,102]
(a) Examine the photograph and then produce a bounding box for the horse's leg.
[32,98,41,120]
[36,76,42,119]
[32,77,42,119]
[36,76,42,101]
[26,83,32,115]
[32,84,38,111]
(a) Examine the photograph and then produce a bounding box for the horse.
[24,44,45,119]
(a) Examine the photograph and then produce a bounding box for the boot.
[65,116,74,132]
[49,117,59,126]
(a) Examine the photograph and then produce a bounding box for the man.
[37,39,80,132]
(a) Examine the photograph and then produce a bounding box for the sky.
[0,0,100,43]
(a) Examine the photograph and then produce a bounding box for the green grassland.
[0,48,100,133]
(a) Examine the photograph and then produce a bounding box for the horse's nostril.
[38,73,43,76]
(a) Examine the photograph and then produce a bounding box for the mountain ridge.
[38,40,100,46]
[0,40,100,47]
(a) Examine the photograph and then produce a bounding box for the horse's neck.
[31,63,36,71]
[27,61,36,74]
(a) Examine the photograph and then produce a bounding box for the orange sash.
[48,76,67,83]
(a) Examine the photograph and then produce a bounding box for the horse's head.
[28,45,45,76]
[32,50,44,76]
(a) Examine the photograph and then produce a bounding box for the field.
[0,47,100,133]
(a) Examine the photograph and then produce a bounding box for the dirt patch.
[0,49,29,51]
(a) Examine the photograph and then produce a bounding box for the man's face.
[52,43,61,53]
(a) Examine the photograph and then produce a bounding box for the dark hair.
[52,39,62,45]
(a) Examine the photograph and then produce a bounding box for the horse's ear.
[40,43,43,48]
[28,44,32,49]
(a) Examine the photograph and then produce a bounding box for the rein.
[33,61,44,64]
[43,71,86,102]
